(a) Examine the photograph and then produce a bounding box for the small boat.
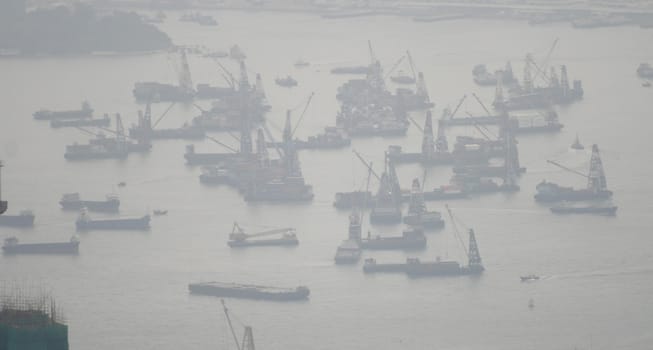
[642,80,652,87]
[294,60,310,68]
[153,209,168,216]
[571,134,584,150]
[528,298,535,309]
[275,76,298,87]
[117,182,126,187]
[520,274,540,282]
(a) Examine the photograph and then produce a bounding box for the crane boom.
[221,300,242,350]
[471,93,492,117]
[546,159,589,178]
[406,50,417,81]
[407,115,424,133]
[532,38,559,84]
[291,92,315,137]
[449,95,467,119]
[384,55,405,78]
[152,102,176,129]
[445,204,469,259]
[352,149,382,181]
[206,135,239,153]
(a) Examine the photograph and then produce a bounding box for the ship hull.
[228,238,299,247]
[550,206,617,215]
[188,283,309,301]
[60,199,120,212]
[0,215,35,227]
[76,216,150,231]
[3,242,79,255]
[535,190,613,202]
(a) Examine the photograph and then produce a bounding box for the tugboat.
[275,76,298,87]
[227,222,299,247]
[571,134,584,150]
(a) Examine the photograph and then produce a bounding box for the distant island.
[0,2,172,55]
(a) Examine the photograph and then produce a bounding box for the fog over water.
[1,8,653,350]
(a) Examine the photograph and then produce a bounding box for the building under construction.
[0,291,68,350]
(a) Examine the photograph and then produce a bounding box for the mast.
[587,144,607,192]
[421,111,435,157]
[416,72,430,102]
[435,119,448,153]
[494,74,504,107]
[178,49,193,93]
[408,178,425,215]
[560,65,570,98]
[255,129,269,168]
[467,229,483,270]
[523,54,533,93]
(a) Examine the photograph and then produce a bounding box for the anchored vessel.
[76,211,150,231]
[360,228,426,250]
[368,153,402,224]
[0,210,35,227]
[334,210,363,264]
[365,206,484,277]
[59,193,120,212]
[535,145,613,202]
[403,178,445,229]
[2,236,79,255]
[275,76,298,87]
[33,101,93,120]
[189,282,310,301]
[50,114,110,128]
[228,222,299,247]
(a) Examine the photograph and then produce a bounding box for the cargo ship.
[228,223,299,247]
[59,193,120,212]
[0,210,35,227]
[535,145,612,202]
[50,114,111,128]
[360,228,426,250]
[550,203,617,215]
[33,101,93,120]
[2,236,79,255]
[188,282,310,301]
[76,212,150,231]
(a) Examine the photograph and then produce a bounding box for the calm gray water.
[1,11,653,350]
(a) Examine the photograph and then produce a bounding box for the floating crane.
[535,144,612,202]
[222,299,256,350]
[228,222,298,247]
[547,144,607,192]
